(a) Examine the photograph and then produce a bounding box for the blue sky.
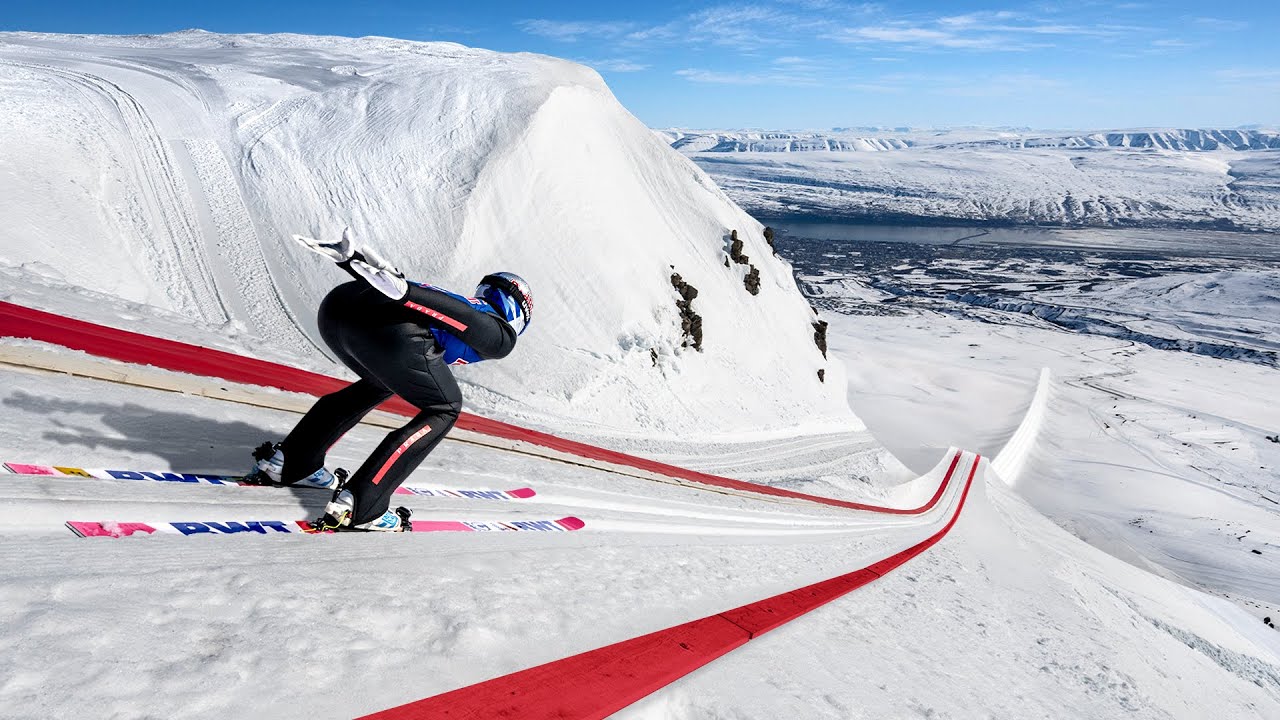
[5,1,1278,129]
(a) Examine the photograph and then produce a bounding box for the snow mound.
[0,31,855,437]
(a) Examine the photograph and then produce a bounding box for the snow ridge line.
[0,301,949,515]
[991,367,1051,487]
[359,451,982,720]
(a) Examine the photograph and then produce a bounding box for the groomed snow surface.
[1,31,1278,718]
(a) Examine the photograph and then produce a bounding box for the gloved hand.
[293,226,408,300]
[357,243,402,278]
[349,253,408,300]
[292,227,356,263]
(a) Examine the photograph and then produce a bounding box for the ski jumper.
[279,277,518,525]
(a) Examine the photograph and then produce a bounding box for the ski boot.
[243,442,347,490]
[311,488,412,533]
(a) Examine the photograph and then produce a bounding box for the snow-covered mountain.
[667,127,1280,231]
[0,31,851,438]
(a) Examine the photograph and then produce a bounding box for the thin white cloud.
[676,67,820,86]
[523,4,1182,72]
[1149,38,1197,49]
[938,11,1137,36]
[623,24,679,43]
[616,3,837,52]
[418,24,480,37]
[1215,68,1280,83]
[684,5,795,50]
[585,58,651,73]
[776,0,880,10]
[937,10,1020,28]
[1194,17,1249,32]
[517,19,639,42]
[828,8,1150,52]
[771,56,831,73]
[830,25,1039,51]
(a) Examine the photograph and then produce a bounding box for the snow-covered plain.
[1,31,1278,719]
[667,128,1280,232]
[786,226,1280,642]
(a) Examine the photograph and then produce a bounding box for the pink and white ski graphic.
[4,462,534,499]
[67,516,585,538]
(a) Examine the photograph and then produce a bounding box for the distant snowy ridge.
[960,129,1280,152]
[666,127,1280,231]
[663,131,912,153]
[663,128,1280,153]
[0,31,855,437]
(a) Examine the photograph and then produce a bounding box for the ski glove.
[293,227,355,263]
[293,227,408,300]
[348,251,408,300]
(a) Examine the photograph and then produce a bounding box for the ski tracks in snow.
[4,59,228,324]
[3,52,317,351]
[180,137,315,348]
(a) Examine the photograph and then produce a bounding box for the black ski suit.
[279,277,518,525]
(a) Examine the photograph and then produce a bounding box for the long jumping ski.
[66,516,585,538]
[4,462,535,500]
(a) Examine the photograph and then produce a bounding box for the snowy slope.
[2,360,1278,718]
[668,127,1280,231]
[0,31,850,438]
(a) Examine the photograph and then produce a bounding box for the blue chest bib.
[412,283,501,366]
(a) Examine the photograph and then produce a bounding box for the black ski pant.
[280,283,462,525]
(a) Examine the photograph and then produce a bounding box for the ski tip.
[508,487,537,499]
[65,521,92,538]
[65,521,158,538]
[5,462,58,476]
[557,516,586,531]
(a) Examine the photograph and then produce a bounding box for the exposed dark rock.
[817,368,825,383]
[744,265,761,295]
[813,319,828,358]
[763,226,776,255]
[729,229,749,265]
[670,272,704,351]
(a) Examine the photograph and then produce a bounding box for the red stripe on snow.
[0,301,950,513]
[358,453,982,720]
